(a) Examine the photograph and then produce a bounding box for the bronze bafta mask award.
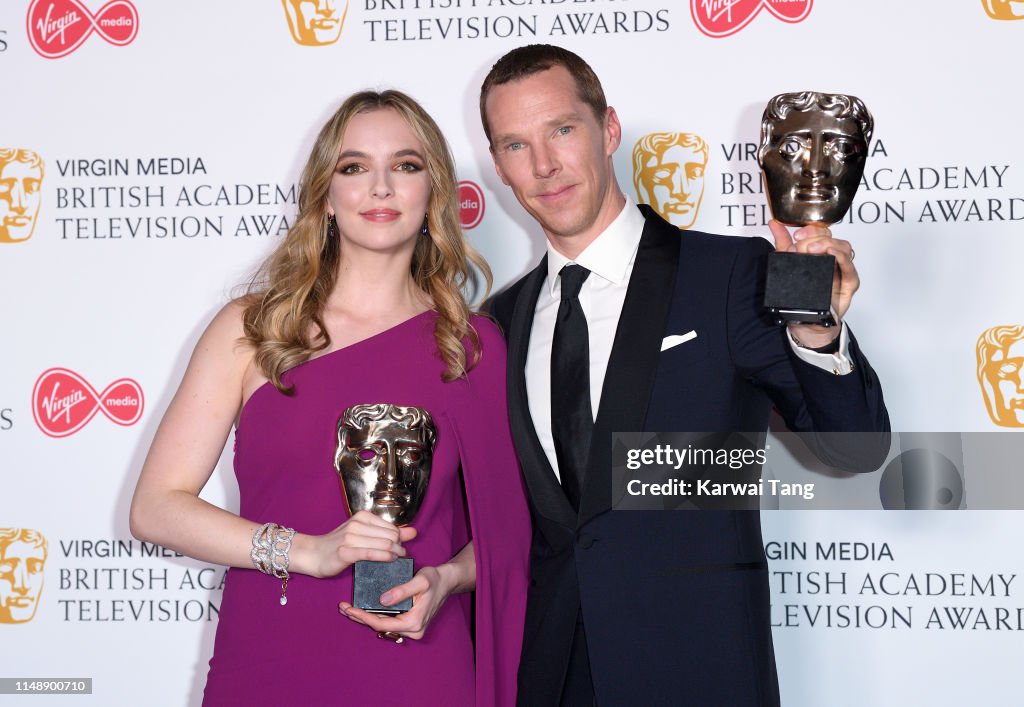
[334,403,437,615]
[757,92,874,326]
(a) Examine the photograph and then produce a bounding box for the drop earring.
[420,216,429,237]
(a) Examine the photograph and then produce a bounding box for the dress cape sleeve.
[446,318,531,707]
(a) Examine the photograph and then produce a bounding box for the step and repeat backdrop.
[3,1,1022,704]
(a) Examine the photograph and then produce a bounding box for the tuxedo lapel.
[578,206,681,527]
[505,256,578,528]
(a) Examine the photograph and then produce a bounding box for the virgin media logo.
[691,0,812,38]
[32,368,144,438]
[27,0,139,59]
[458,181,485,230]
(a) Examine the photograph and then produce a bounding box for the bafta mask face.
[634,133,708,230]
[759,97,869,226]
[282,0,345,46]
[334,404,436,526]
[978,327,1024,427]
[0,155,43,243]
[0,533,47,624]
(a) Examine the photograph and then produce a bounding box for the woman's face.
[327,107,431,257]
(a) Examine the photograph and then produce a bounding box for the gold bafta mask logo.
[0,528,48,624]
[982,0,1024,20]
[632,133,708,230]
[977,325,1024,427]
[0,148,44,243]
[282,0,347,45]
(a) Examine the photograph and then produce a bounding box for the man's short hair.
[479,44,607,146]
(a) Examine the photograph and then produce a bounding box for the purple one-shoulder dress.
[203,313,530,706]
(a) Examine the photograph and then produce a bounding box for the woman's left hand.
[338,564,454,641]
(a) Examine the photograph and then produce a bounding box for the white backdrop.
[3,1,1023,704]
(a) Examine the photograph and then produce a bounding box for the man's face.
[638,141,706,229]
[760,109,867,225]
[0,539,46,624]
[0,160,43,243]
[485,66,622,252]
[981,338,1024,427]
[282,0,345,45]
[335,416,434,526]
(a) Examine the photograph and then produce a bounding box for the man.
[480,44,889,705]
[632,132,708,229]
[0,528,48,624]
[0,148,44,243]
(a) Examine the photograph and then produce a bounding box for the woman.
[130,90,530,706]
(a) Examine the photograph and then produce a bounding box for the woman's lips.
[360,209,401,222]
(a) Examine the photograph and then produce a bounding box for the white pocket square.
[661,330,698,351]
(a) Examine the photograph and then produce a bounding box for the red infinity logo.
[32,368,144,438]
[27,0,139,59]
[691,0,812,38]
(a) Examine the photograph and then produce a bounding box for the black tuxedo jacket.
[491,205,889,706]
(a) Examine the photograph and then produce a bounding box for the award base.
[353,558,413,615]
[764,252,836,327]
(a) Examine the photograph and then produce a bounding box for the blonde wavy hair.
[242,90,492,392]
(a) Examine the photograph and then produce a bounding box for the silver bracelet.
[250,522,296,606]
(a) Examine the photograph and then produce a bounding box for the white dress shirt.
[525,198,852,480]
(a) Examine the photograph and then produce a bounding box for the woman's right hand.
[299,511,418,578]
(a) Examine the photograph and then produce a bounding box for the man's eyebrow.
[491,132,517,147]
[491,112,585,146]
[545,112,584,126]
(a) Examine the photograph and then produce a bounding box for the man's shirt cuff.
[787,322,854,375]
